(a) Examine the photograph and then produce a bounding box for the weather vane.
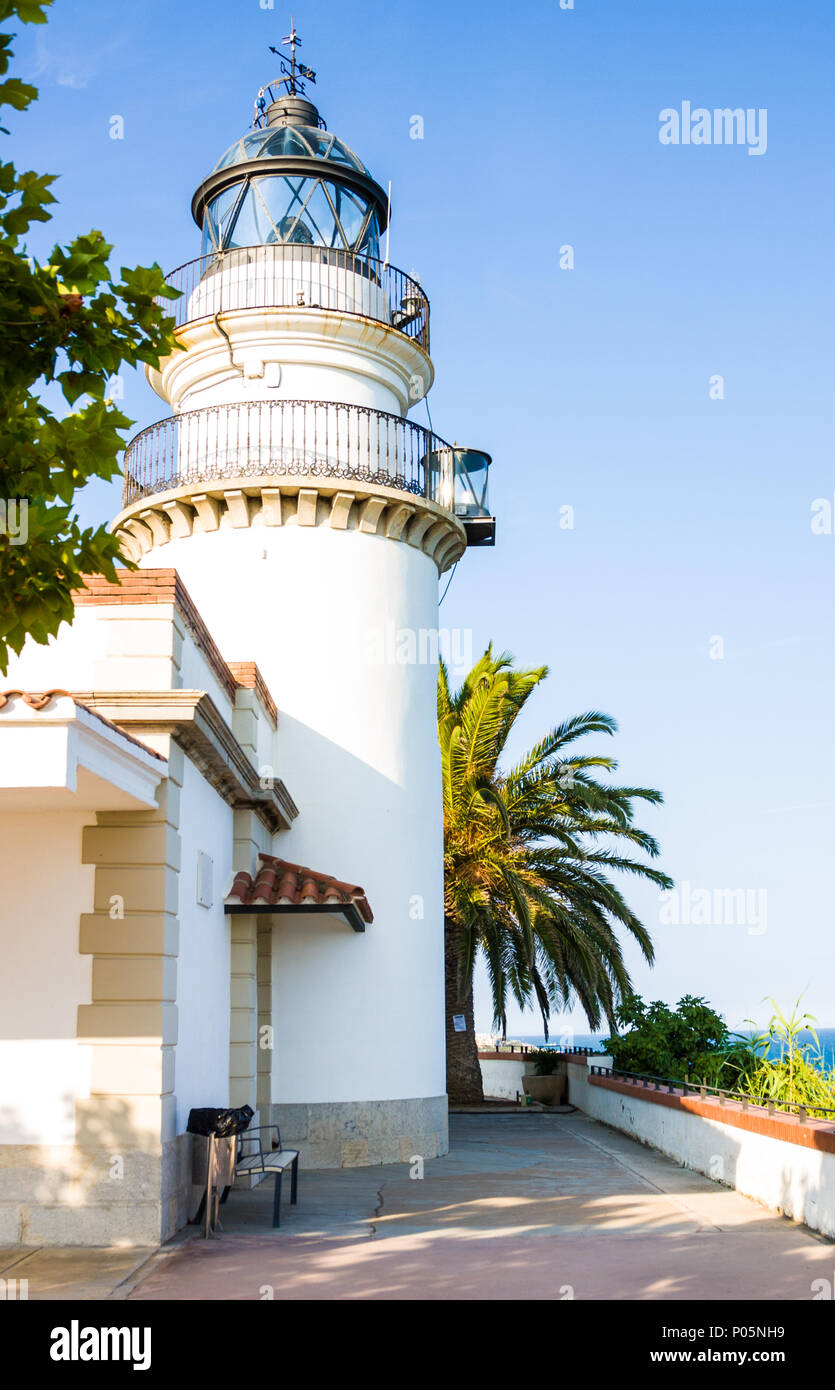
[269,18,316,97]
[254,17,319,126]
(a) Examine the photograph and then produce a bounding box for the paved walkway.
[0,1243,155,1301]
[117,1112,832,1301]
[3,1114,829,1300]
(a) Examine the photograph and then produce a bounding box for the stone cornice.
[111,475,467,575]
[73,689,298,833]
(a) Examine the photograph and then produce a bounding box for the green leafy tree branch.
[0,0,180,672]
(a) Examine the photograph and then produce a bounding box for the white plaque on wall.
[196,851,214,909]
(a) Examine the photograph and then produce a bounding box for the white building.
[0,51,494,1245]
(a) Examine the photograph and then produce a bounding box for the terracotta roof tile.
[0,688,70,711]
[225,855,373,924]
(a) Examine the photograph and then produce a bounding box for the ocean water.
[514,1028,835,1070]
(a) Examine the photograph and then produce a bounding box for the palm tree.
[440,648,673,1104]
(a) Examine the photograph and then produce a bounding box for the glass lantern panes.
[423,448,491,517]
[202,175,381,257]
[452,450,491,518]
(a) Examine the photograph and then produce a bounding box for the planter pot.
[522,1073,566,1106]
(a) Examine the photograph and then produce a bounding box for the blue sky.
[10,0,835,1034]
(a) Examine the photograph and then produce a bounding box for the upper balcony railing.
[120,399,492,545]
[160,244,430,353]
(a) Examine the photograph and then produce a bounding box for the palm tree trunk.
[444,917,484,1104]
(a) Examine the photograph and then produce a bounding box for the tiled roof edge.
[226,855,374,924]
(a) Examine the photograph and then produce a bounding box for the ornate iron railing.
[121,399,454,508]
[160,244,430,353]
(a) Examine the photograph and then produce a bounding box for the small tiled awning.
[224,855,373,933]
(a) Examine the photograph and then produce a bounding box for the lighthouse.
[111,32,495,1166]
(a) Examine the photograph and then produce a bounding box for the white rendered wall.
[156,308,428,419]
[480,1057,532,1101]
[140,523,446,1105]
[4,603,179,698]
[177,354,403,417]
[176,622,237,725]
[4,609,111,690]
[173,757,235,1131]
[4,598,238,734]
[0,813,94,1144]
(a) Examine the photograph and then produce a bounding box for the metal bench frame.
[233,1123,300,1227]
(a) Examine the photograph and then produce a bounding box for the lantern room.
[192,92,388,259]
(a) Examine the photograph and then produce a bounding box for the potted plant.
[522,1049,567,1105]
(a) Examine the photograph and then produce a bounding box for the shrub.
[603,994,735,1083]
[529,1049,563,1076]
[603,994,835,1116]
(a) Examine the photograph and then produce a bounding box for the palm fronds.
[442,648,671,1038]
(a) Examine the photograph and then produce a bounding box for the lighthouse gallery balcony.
[121,399,493,546]
[162,243,430,353]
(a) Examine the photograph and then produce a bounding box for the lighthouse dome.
[212,125,372,176]
[193,106,388,261]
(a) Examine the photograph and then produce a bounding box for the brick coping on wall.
[586,1071,835,1155]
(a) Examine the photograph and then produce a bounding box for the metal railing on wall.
[589,1064,835,1122]
[483,1044,604,1056]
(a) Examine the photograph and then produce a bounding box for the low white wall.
[479,1056,532,1101]
[566,1060,835,1239]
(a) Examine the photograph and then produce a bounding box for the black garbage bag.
[187,1104,254,1138]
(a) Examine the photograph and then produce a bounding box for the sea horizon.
[506,1028,835,1069]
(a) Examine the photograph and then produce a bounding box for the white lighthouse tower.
[111,32,495,1166]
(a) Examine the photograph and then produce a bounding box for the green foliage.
[724,998,835,1114]
[603,994,742,1083]
[604,993,835,1115]
[440,645,672,1036]
[0,0,180,672]
[530,1049,562,1076]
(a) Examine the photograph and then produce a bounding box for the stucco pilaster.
[72,753,184,1242]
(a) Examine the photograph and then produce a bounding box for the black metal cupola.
[191,24,389,259]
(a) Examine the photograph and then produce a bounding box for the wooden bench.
[231,1123,300,1228]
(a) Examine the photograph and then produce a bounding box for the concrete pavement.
[121,1112,833,1301]
[3,1113,830,1300]
[0,1243,157,1301]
